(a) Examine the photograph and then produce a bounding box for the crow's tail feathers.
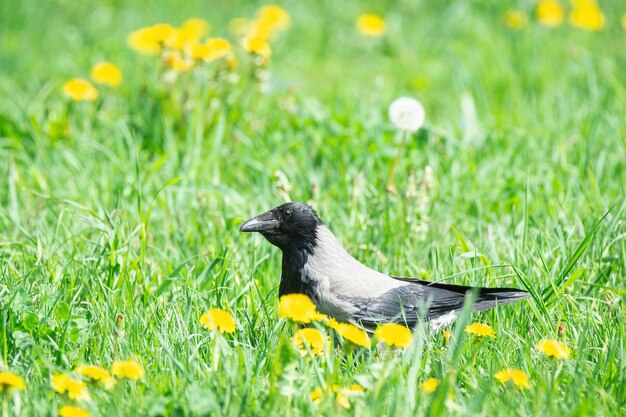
[392,276,530,314]
[470,286,531,312]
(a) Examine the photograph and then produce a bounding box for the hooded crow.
[240,202,529,331]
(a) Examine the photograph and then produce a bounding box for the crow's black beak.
[240,211,280,232]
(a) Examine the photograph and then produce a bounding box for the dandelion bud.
[116,314,125,336]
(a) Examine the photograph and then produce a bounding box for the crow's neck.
[279,246,315,297]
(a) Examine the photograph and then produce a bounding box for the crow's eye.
[284,209,292,219]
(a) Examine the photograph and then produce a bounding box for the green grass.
[1,0,625,416]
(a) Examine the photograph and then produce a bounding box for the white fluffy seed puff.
[388,97,425,133]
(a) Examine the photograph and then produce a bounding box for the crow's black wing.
[390,276,530,312]
[339,278,528,328]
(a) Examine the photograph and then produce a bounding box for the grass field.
[1,1,625,416]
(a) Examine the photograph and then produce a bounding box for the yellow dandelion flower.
[569,1,605,31]
[127,27,160,54]
[291,328,325,356]
[102,376,116,389]
[226,54,238,70]
[237,19,276,40]
[51,374,89,401]
[192,38,231,62]
[90,62,122,87]
[338,384,366,409]
[229,18,251,36]
[375,323,412,348]
[442,329,452,343]
[242,35,271,58]
[310,387,324,403]
[535,339,571,359]
[248,20,274,39]
[419,377,440,394]
[189,43,211,60]
[464,322,496,338]
[243,5,290,41]
[63,78,98,101]
[51,374,69,392]
[494,369,530,389]
[149,23,176,43]
[163,50,194,73]
[335,391,351,409]
[0,372,26,392]
[199,308,237,334]
[182,18,210,38]
[346,384,364,393]
[166,27,200,50]
[76,365,109,380]
[537,0,564,27]
[257,5,291,32]
[310,384,364,408]
[65,378,89,400]
[503,9,529,30]
[111,359,144,380]
[324,317,342,332]
[335,323,371,348]
[206,38,231,59]
[75,365,115,388]
[127,23,175,54]
[356,14,386,37]
[278,294,325,323]
[59,405,90,417]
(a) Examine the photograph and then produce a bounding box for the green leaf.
[55,301,71,322]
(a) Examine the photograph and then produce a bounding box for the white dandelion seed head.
[388,97,425,133]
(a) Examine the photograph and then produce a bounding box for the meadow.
[0,0,625,416]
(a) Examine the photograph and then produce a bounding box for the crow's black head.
[240,202,321,253]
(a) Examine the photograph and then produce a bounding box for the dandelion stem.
[387,130,409,194]
[2,393,8,417]
[211,335,220,372]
